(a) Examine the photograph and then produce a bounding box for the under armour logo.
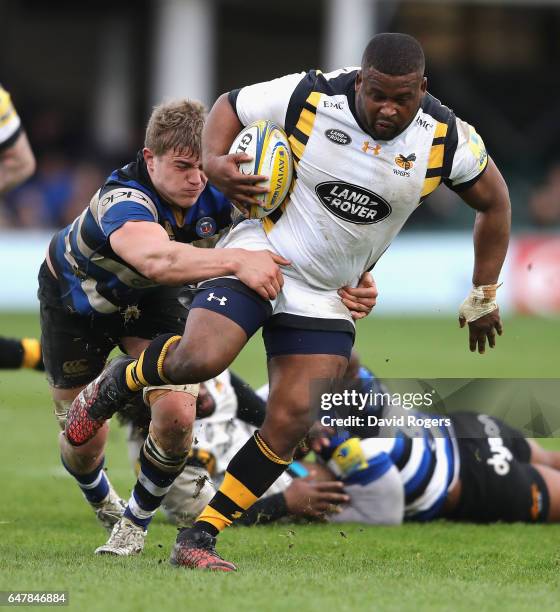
[207,292,228,306]
[362,141,381,155]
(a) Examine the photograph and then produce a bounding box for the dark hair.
[362,33,425,76]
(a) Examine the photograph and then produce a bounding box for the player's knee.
[147,388,196,456]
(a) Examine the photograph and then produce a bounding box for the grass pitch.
[1,312,559,611]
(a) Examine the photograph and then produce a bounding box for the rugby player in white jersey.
[68,33,509,570]
[0,83,35,194]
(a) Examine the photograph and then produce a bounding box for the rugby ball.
[229,120,293,219]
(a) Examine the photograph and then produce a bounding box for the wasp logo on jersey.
[315,181,392,225]
[395,153,416,170]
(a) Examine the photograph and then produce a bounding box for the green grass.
[1,312,559,611]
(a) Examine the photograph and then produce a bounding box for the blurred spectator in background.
[0,84,35,196]
[528,164,560,227]
[1,106,112,229]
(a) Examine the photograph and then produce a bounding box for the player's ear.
[143,147,155,172]
[355,70,362,92]
[420,76,427,95]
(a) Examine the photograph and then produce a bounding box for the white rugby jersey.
[0,84,22,151]
[229,68,488,290]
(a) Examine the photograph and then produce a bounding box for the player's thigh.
[169,279,272,380]
[123,285,187,341]
[39,274,118,391]
[456,437,549,523]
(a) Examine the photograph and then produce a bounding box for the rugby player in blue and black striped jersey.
[39,99,291,555]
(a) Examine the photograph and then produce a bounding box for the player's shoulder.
[420,92,456,125]
[101,157,157,203]
[288,66,359,99]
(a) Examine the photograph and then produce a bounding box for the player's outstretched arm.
[0,132,36,195]
[458,157,511,353]
[202,93,268,208]
[110,220,289,300]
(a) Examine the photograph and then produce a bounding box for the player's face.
[355,68,427,141]
[144,147,207,208]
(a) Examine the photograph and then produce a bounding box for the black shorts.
[447,412,549,523]
[38,262,187,388]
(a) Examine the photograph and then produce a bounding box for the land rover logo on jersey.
[395,153,416,170]
[195,216,217,238]
[325,129,352,145]
[315,182,392,225]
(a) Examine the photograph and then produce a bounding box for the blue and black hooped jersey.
[322,367,459,521]
[48,151,232,315]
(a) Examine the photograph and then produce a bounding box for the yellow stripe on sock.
[134,351,149,386]
[125,362,143,392]
[157,335,181,384]
[221,472,258,510]
[197,505,232,532]
[254,432,291,465]
[21,338,41,369]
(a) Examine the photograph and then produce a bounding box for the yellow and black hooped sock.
[194,431,291,536]
[124,333,182,392]
[0,337,43,370]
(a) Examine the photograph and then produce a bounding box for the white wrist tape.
[458,283,500,323]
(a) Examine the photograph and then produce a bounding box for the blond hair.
[144,99,206,157]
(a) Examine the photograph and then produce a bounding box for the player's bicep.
[231,72,307,128]
[457,156,510,213]
[110,221,171,273]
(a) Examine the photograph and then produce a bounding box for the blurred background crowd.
[1,0,559,231]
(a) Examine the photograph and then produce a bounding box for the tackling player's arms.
[0,131,36,194]
[110,219,287,297]
[457,156,510,353]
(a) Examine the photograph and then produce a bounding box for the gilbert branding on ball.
[229,120,293,218]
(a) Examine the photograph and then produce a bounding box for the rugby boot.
[170,528,237,571]
[95,517,146,556]
[90,484,126,533]
[66,355,136,445]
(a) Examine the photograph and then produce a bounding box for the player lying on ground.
[0,336,43,371]
[67,32,510,571]
[311,357,560,524]
[121,370,348,527]
[0,83,35,195]
[124,354,560,527]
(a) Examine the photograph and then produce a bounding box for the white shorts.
[217,220,355,327]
